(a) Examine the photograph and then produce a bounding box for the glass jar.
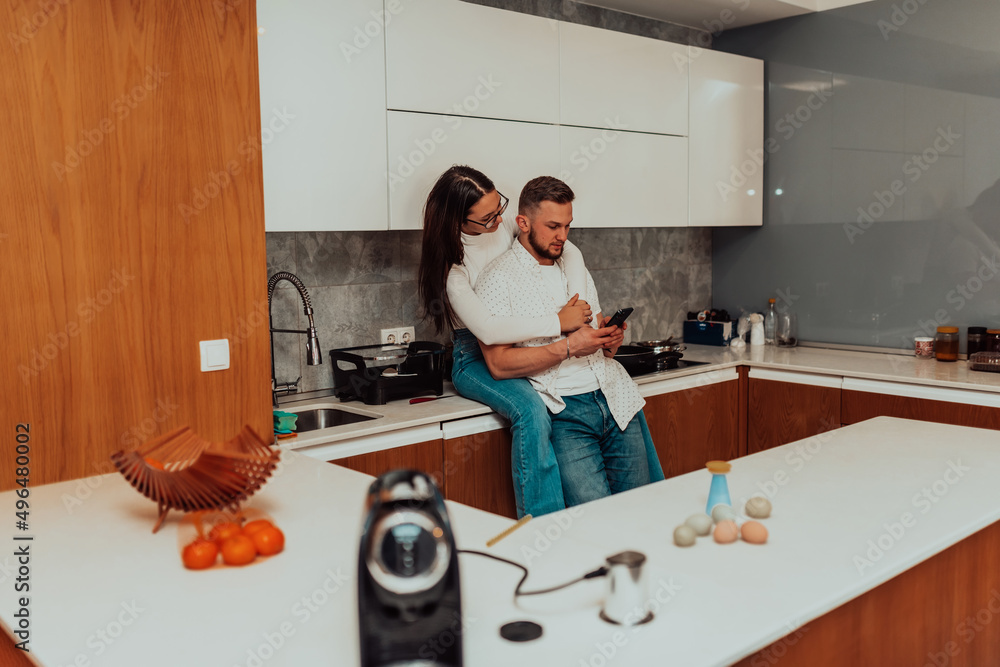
[988,330,1000,353]
[935,326,959,362]
[776,311,797,347]
[967,327,987,357]
[914,337,934,358]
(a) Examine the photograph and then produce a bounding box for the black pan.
[614,345,683,376]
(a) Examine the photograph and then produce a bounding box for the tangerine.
[242,519,274,537]
[208,521,243,546]
[221,534,257,566]
[182,538,219,570]
[250,525,285,556]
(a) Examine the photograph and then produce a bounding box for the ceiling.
[575,0,877,31]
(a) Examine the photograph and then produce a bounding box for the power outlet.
[380,326,415,345]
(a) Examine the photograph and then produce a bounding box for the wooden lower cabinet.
[330,439,444,488]
[748,378,841,454]
[442,429,518,519]
[842,390,1000,430]
[644,379,741,479]
[735,519,1000,667]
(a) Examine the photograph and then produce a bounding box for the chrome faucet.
[268,271,322,407]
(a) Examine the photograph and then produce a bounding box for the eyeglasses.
[465,192,508,230]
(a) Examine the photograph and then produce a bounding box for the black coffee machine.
[358,470,463,667]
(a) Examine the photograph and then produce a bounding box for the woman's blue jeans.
[450,329,566,518]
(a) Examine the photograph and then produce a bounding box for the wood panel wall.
[0,1,272,491]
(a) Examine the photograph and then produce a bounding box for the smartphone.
[605,307,633,328]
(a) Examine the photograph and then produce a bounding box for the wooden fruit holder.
[111,425,280,533]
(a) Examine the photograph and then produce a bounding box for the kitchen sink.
[292,407,379,432]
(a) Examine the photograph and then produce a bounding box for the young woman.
[417,165,597,518]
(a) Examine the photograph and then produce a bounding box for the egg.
[713,520,739,544]
[711,504,737,523]
[673,525,697,547]
[741,520,769,544]
[684,513,713,537]
[745,496,772,519]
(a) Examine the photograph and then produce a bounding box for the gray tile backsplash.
[267,228,712,392]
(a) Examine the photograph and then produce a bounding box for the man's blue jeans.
[551,390,654,506]
[450,329,566,518]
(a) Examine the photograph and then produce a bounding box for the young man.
[474,176,664,506]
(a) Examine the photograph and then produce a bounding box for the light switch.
[199,339,230,372]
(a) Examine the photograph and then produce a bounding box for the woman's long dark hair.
[418,165,495,334]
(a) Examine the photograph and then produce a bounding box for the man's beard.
[528,226,563,260]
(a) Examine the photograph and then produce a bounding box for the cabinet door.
[257,0,388,231]
[387,111,559,230]
[442,427,518,519]
[385,0,560,124]
[559,22,688,136]
[559,126,688,228]
[689,49,763,227]
[331,439,444,487]
[747,371,841,455]
[841,379,1000,430]
[642,375,740,479]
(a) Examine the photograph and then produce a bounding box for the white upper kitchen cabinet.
[559,22,689,137]
[386,112,560,230]
[559,126,688,228]
[257,0,388,231]
[688,49,763,227]
[384,0,560,124]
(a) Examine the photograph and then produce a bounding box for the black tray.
[331,341,445,405]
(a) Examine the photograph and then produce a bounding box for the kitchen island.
[2,417,999,666]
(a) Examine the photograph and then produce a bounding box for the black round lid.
[499,621,543,642]
[968,326,988,334]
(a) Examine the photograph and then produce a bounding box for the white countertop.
[3,417,999,666]
[278,343,1000,455]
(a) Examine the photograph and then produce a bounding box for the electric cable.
[458,549,607,598]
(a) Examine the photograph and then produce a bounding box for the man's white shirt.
[474,241,646,430]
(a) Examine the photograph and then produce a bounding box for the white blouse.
[445,214,587,345]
